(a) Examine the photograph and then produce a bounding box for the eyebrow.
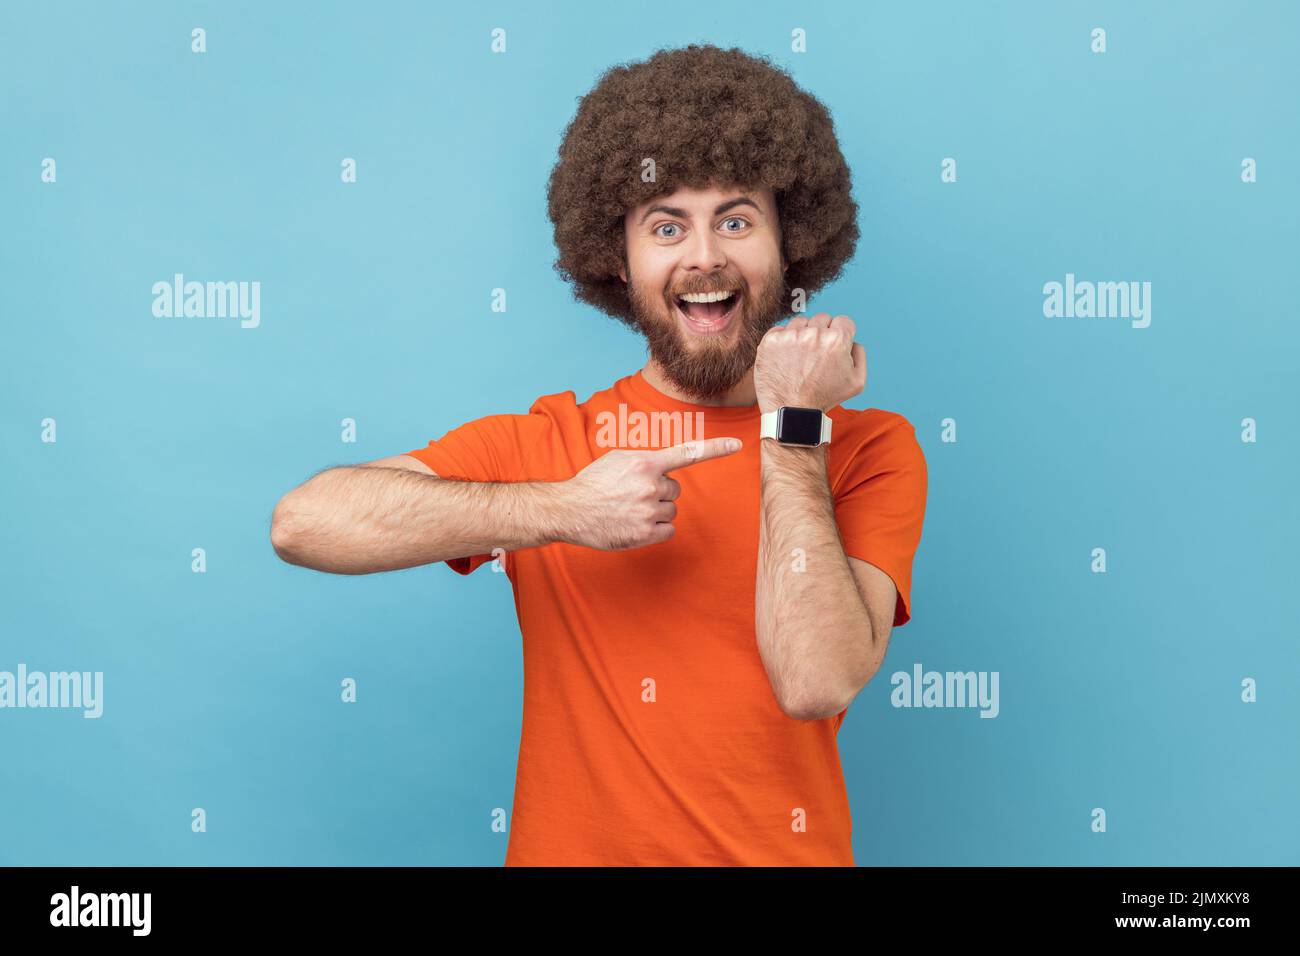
[637,195,763,226]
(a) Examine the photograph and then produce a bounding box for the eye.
[720,217,750,233]
[653,222,682,239]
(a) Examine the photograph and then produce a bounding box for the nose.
[679,223,727,277]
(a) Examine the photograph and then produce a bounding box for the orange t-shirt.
[405,369,927,866]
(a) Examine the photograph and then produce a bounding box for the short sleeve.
[833,416,928,627]
[405,413,548,576]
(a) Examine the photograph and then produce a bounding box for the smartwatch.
[759,406,832,447]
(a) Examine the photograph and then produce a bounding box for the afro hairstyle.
[545,43,860,328]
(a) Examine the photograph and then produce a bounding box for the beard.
[625,259,788,403]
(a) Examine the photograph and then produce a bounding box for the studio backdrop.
[2,0,1296,865]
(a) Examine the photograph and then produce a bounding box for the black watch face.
[777,407,823,446]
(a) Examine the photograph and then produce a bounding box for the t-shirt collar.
[623,369,763,420]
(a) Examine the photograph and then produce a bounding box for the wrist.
[761,437,828,461]
[760,399,828,415]
[539,479,582,546]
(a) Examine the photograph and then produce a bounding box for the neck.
[640,359,758,407]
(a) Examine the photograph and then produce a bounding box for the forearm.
[755,441,877,718]
[272,466,575,575]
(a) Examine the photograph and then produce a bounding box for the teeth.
[678,290,736,303]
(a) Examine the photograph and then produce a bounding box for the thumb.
[851,342,867,385]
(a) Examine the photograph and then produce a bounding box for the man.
[271,44,927,866]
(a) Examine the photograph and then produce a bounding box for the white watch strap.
[759,410,833,445]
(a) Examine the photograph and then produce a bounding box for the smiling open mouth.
[674,290,741,333]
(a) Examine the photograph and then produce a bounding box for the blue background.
[2,0,1296,865]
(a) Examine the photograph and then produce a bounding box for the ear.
[618,264,627,283]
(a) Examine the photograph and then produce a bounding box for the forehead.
[629,183,773,217]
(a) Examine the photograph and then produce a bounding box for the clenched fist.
[753,313,867,413]
[557,437,742,550]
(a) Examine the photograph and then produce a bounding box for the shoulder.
[527,376,636,425]
[513,383,623,478]
[526,388,580,418]
[827,405,926,489]
[527,373,629,412]
[431,389,585,460]
[829,405,922,455]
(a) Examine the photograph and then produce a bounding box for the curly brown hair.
[546,44,860,328]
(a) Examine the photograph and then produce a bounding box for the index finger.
[652,437,743,473]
